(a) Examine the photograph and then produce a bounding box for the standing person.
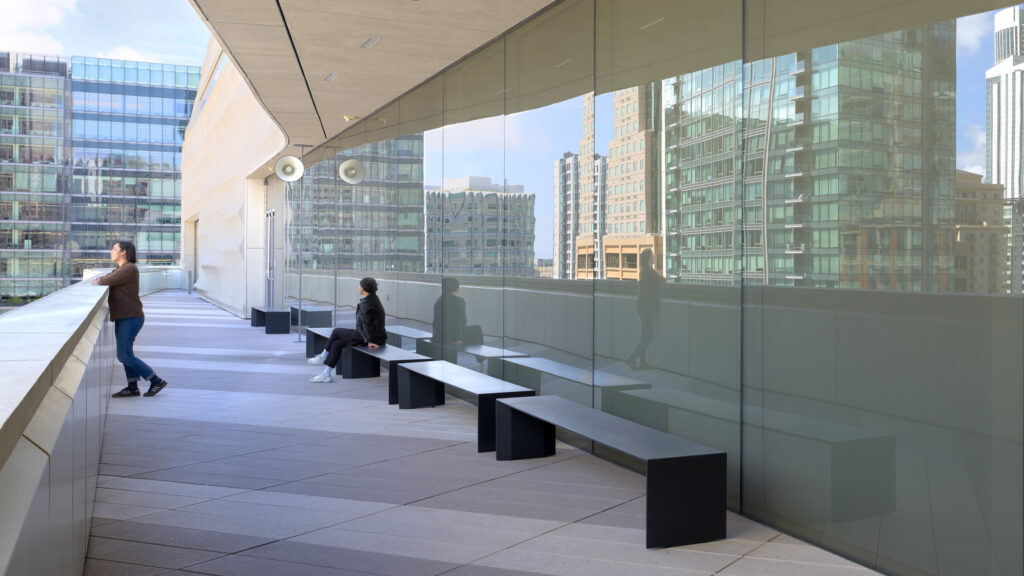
[308,277,387,383]
[625,248,665,370]
[91,241,168,397]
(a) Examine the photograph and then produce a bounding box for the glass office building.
[0,53,198,304]
[275,2,1021,575]
[286,135,425,274]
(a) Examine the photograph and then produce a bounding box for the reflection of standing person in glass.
[432,277,482,348]
[625,248,665,370]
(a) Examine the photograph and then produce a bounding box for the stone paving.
[86,290,880,576]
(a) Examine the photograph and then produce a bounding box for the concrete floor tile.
[87,536,224,569]
[507,534,737,573]
[749,540,866,567]
[127,509,327,540]
[95,487,209,509]
[83,558,168,576]
[175,498,355,528]
[96,476,248,499]
[94,502,168,521]
[184,554,371,576]
[225,489,396,517]
[474,548,711,576]
[444,567,552,576]
[132,469,284,490]
[718,557,877,575]
[241,540,460,576]
[90,520,274,553]
[292,526,499,564]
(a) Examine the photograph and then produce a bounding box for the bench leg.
[495,402,554,460]
[388,361,399,404]
[476,392,533,453]
[251,310,265,327]
[342,348,380,379]
[398,369,443,409]
[646,453,726,548]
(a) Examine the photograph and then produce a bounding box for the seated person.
[308,277,386,382]
[432,277,483,349]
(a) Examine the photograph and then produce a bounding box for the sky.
[1,0,210,66]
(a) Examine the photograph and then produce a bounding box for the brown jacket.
[98,263,144,321]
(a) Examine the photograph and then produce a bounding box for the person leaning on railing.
[91,240,168,397]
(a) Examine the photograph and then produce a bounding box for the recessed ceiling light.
[324,72,337,82]
[555,58,572,69]
[344,115,359,122]
[361,37,379,49]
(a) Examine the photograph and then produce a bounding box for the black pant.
[324,327,364,368]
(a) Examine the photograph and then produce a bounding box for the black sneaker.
[144,381,168,397]
[112,387,140,398]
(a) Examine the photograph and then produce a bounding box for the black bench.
[290,305,333,328]
[342,345,433,404]
[495,395,725,549]
[501,357,649,411]
[304,326,337,360]
[396,360,534,452]
[251,306,290,334]
[386,325,433,349]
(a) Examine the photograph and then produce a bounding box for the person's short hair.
[640,248,654,267]
[441,277,459,294]
[115,240,137,264]
[359,277,378,294]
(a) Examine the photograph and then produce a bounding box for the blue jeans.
[115,317,154,387]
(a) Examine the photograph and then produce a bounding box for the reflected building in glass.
[0,52,198,304]
[597,85,662,281]
[426,176,536,276]
[288,136,425,274]
[954,170,1009,293]
[563,93,607,279]
[0,54,70,302]
[665,24,957,291]
[987,5,1024,293]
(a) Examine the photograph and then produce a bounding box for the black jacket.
[355,294,388,346]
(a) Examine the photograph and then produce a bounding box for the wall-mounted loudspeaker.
[338,158,365,185]
[275,155,304,182]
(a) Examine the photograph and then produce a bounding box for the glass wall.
[283,1,1023,575]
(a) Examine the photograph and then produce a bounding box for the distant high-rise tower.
[987,5,1024,201]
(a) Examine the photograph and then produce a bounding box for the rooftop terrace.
[85,290,879,576]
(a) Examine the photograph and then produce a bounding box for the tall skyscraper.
[426,176,535,276]
[987,5,1024,294]
[987,5,1024,202]
[598,85,662,281]
[664,23,957,291]
[1,53,198,304]
[553,151,581,279]
[572,92,607,279]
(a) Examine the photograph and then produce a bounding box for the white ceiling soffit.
[188,0,555,160]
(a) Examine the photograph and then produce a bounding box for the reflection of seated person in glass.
[432,277,482,357]
[625,248,665,370]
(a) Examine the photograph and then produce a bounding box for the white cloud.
[423,115,536,153]
[957,12,991,57]
[957,123,987,176]
[96,45,166,63]
[0,0,77,55]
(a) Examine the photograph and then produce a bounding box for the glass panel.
[501,0,596,403]
[741,3,1023,576]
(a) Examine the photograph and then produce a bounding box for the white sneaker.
[307,355,324,364]
[309,373,332,383]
